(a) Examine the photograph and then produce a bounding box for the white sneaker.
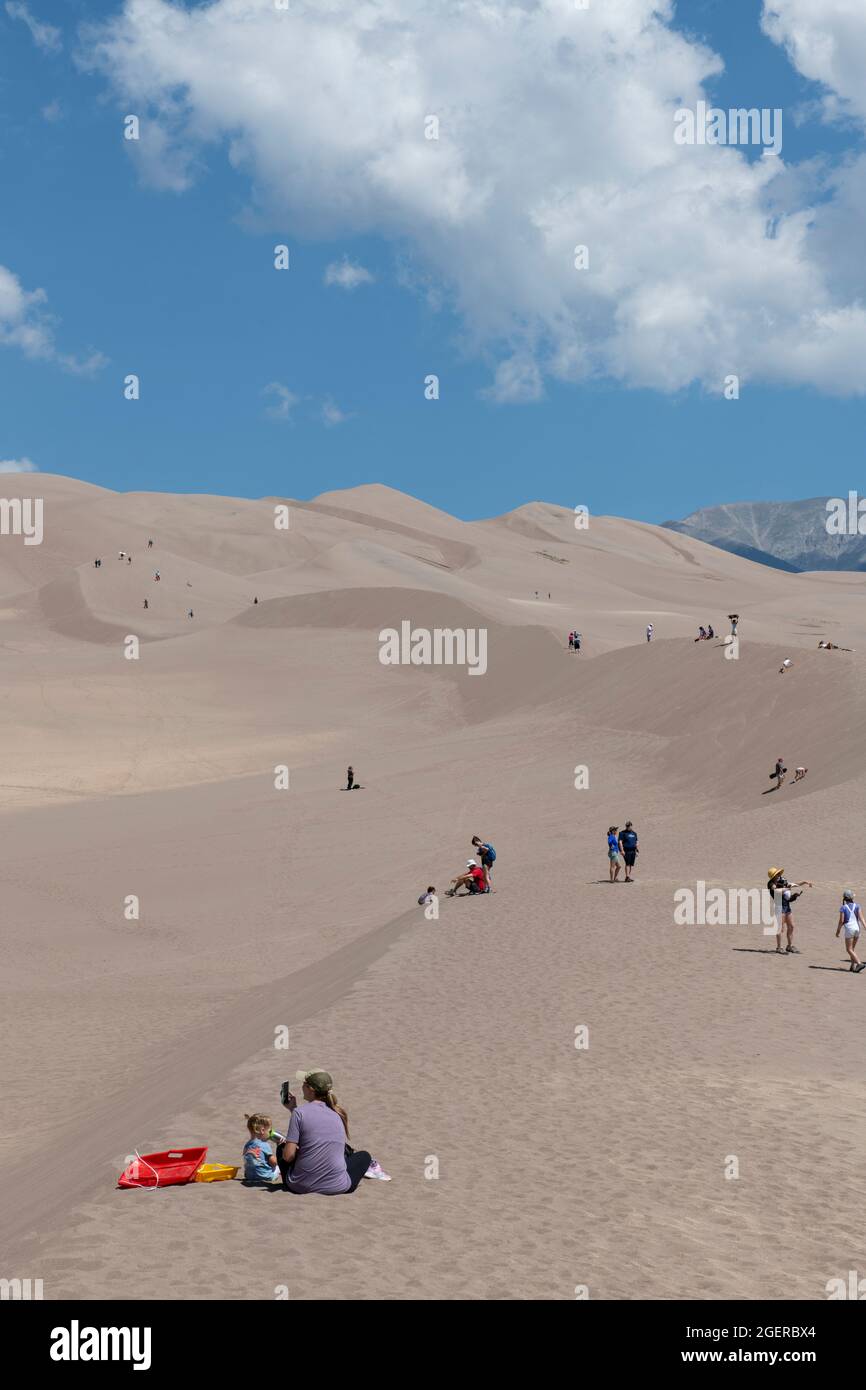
[363,1160,392,1181]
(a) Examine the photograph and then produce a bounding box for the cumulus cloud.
[762,1,866,126]
[0,264,107,376]
[79,0,866,397]
[324,257,374,290]
[5,1,61,53]
[0,457,38,473]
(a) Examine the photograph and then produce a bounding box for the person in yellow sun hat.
[767,867,813,955]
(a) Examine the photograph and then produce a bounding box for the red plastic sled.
[118,1147,208,1189]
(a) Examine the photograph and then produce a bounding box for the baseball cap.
[466,860,476,868]
[843,890,854,901]
[294,1069,333,1093]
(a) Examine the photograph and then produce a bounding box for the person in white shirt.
[836,891,866,972]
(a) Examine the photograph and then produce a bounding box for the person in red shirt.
[445,862,488,896]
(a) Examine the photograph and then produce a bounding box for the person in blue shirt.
[243,1113,281,1184]
[618,822,639,881]
[607,826,622,882]
[471,836,497,891]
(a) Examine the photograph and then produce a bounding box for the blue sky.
[1,0,865,522]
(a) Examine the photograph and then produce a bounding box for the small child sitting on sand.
[243,1113,282,1184]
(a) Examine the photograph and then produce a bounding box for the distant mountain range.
[662,498,866,572]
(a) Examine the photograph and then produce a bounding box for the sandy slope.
[1,474,865,1300]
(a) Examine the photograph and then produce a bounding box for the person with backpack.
[835,891,866,972]
[618,822,639,881]
[471,836,496,891]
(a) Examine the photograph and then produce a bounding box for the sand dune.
[2,475,865,1300]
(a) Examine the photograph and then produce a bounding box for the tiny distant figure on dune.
[837,891,866,972]
[143,598,148,610]
[771,757,787,790]
[418,886,436,907]
[568,632,574,650]
[646,623,653,642]
[346,765,354,790]
[147,539,154,549]
[818,640,852,651]
[607,826,623,882]
[127,555,132,564]
[253,596,258,604]
[728,613,739,636]
[792,767,807,783]
[154,571,161,582]
[118,551,127,561]
[574,632,581,652]
[471,835,496,891]
[188,610,194,619]
[93,558,101,568]
[694,626,707,642]
[706,624,714,639]
[779,658,792,673]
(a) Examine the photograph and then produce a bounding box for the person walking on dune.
[618,821,639,881]
[772,756,786,790]
[768,867,812,954]
[646,623,653,642]
[607,826,623,882]
[836,891,866,972]
[346,765,354,791]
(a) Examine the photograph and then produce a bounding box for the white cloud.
[320,398,351,426]
[324,257,374,290]
[80,0,866,397]
[5,1,61,53]
[262,381,300,421]
[0,263,107,376]
[0,457,38,473]
[41,99,64,123]
[762,1,866,125]
[483,352,545,405]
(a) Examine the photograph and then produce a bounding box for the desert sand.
[1,473,865,1300]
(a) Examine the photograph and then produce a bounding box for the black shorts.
[622,849,636,867]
